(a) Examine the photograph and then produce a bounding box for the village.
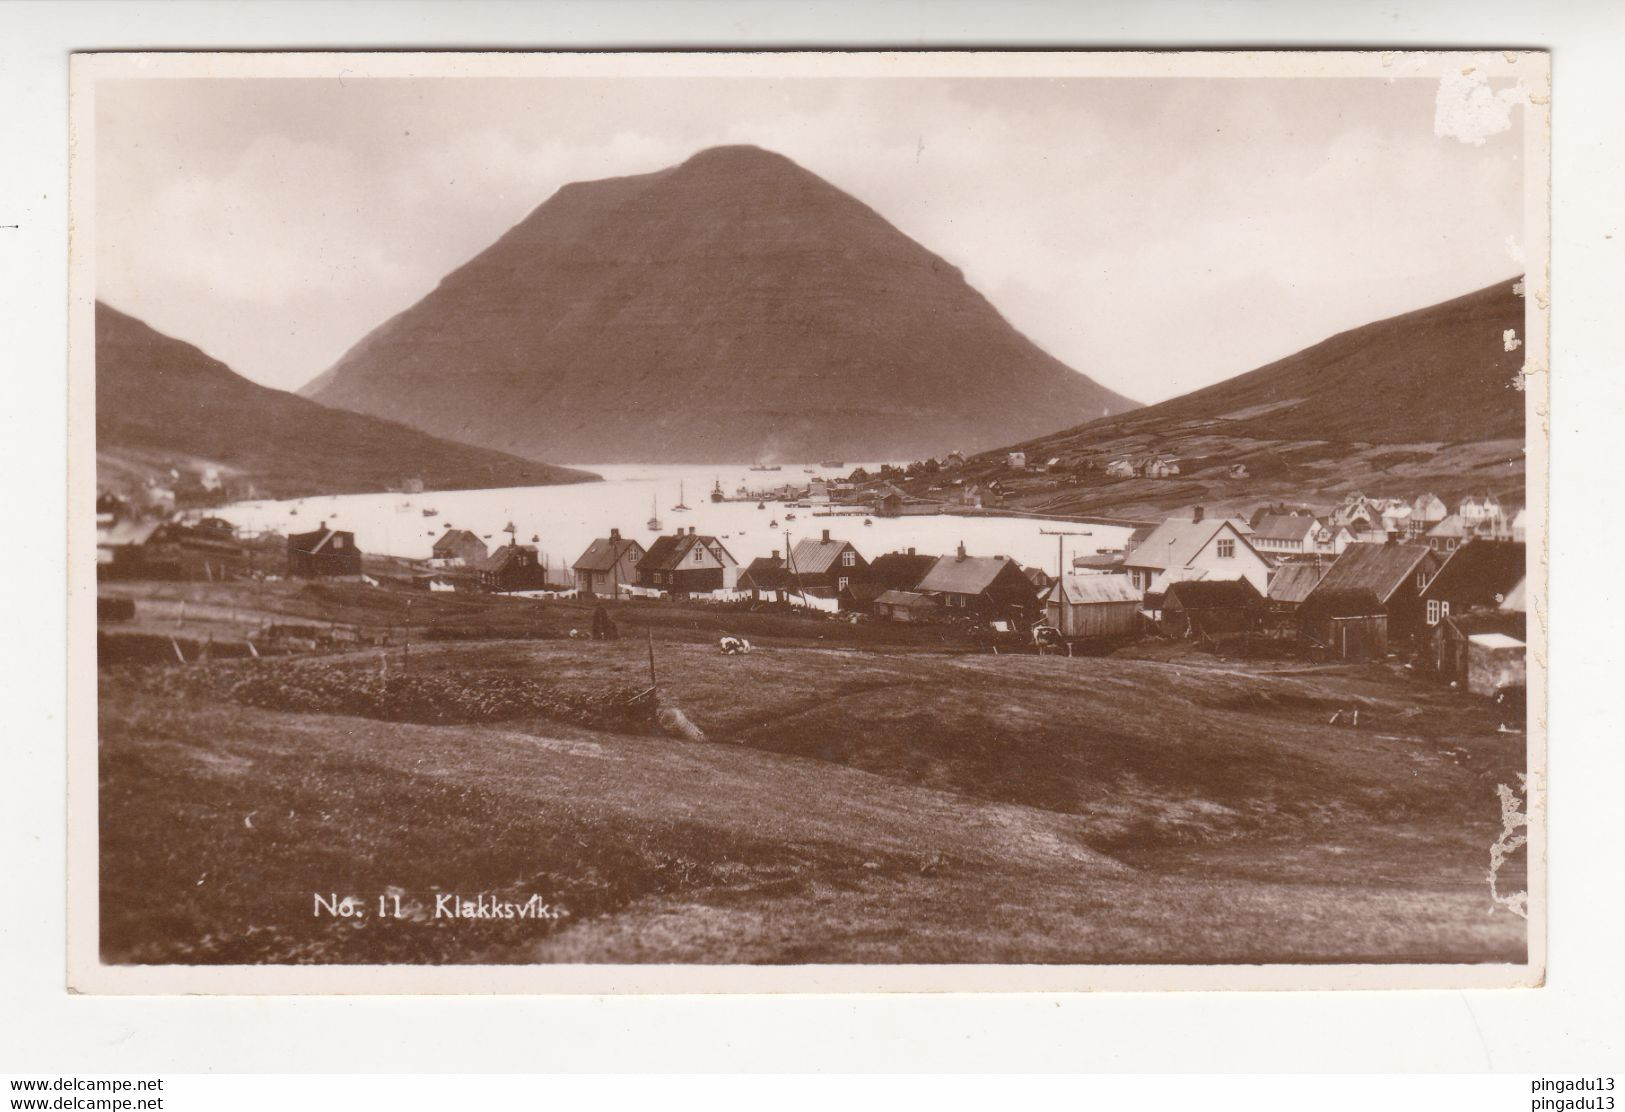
[95,464,1528,706]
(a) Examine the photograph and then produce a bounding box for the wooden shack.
[1159,578,1262,639]
[1043,576,1143,639]
[287,526,362,578]
[1297,587,1388,659]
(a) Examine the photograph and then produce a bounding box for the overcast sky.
[95,75,1525,405]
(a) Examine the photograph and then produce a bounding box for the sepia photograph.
[67,50,1549,992]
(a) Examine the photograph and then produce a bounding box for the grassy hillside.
[100,632,1526,965]
[900,278,1529,519]
[96,302,597,500]
[1085,276,1527,445]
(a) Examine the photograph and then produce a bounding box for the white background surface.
[3,0,1621,1074]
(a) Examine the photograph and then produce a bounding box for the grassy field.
[98,633,1527,965]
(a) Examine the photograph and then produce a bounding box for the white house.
[1250,514,1319,556]
[1314,522,1356,556]
[1121,507,1272,594]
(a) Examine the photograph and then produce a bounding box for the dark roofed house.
[738,551,796,598]
[287,526,362,578]
[1301,541,1440,646]
[431,529,489,569]
[479,543,549,592]
[571,528,645,597]
[1419,541,1526,629]
[915,544,1039,623]
[786,529,870,605]
[635,526,739,596]
[1297,587,1389,659]
[1159,578,1262,638]
[868,549,938,593]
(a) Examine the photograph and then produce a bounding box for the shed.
[287,526,362,578]
[1043,576,1143,639]
[1467,632,1528,697]
[1159,578,1262,638]
[874,589,938,622]
[1297,587,1387,659]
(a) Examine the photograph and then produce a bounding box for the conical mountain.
[304,145,1137,462]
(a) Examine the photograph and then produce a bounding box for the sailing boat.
[672,479,691,512]
[647,494,663,532]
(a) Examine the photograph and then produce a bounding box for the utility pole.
[1038,528,1093,579]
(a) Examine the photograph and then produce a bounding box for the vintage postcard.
[67,50,1549,993]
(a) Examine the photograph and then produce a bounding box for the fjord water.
[220,463,1134,579]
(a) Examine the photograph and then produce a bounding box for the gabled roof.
[1307,542,1433,605]
[1421,541,1526,607]
[740,556,796,591]
[789,534,859,576]
[638,532,736,572]
[1501,577,1527,612]
[1299,587,1386,618]
[1252,514,1320,543]
[573,534,643,572]
[638,533,686,572]
[433,528,481,552]
[1267,561,1328,604]
[1163,578,1261,609]
[842,580,888,603]
[289,526,354,554]
[868,552,938,590]
[916,553,1023,597]
[1048,576,1143,605]
[875,589,935,608]
[483,543,537,573]
[1123,516,1259,572]
[1428,514,1468,538]
[1121,525,1156,554]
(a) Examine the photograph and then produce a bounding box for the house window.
[1417,570,1431,590]
[693,548,704,562]
[1217,539,1235,559]
[841,550,856,567]
[1426,599,1453,625]
[838,576,849,592]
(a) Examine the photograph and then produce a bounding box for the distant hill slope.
[96,302,596,499]
[1051,276,1527,447]
[304,144,1137,463]
[918,278,1529,520]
